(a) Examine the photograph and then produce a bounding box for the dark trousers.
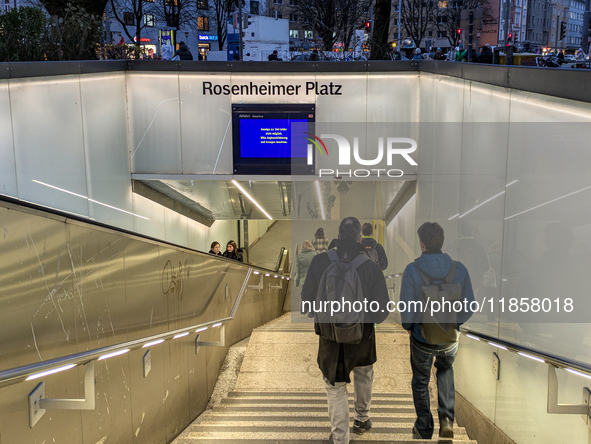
[410,337,458,439]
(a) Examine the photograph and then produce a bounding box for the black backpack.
[415,261,462,345]
[315,250,369,344]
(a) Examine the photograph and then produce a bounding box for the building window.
[144,14,155,26]
[123,12,134,26]
[276,11,283,18]
[291,0,299,4]
[198,16,209,31]
[274,0,282,3]
[250,0,259,14]
[304,30,313,38]
[290,13,298,21]
[290,29,299,38]
[197,0,208,8]
[438,0,448,7]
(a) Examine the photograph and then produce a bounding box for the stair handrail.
[0,268,253,389]
[274,246,286,272]
[460,327,591,420]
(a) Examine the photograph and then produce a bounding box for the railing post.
[29,361,96,428]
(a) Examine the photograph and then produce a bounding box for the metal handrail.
[460,328,591,378]
[461,328,591,420]
[274,247,286,272]
[0,268,253,389]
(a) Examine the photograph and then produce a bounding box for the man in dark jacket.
[478,44,493,64]
[302,217,390,444]
[268,50,281,61]
[174,41,193,60]
[361,223,388,270]
[400,222,474,440]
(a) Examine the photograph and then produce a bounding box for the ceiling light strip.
[231,180,273,221]
[32,180,149,220]
[315,180,326,220]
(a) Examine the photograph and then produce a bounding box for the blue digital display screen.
[239,119,308,158]
[231,104,315,175]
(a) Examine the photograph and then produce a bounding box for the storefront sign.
[198,35,219,41]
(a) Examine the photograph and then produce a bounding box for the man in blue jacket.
[400,222,474,440]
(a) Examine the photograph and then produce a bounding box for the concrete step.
[182,431,476,443]
[228,391,413,399]
[212,405,419,414]
[192,421,470,435]
[203,406,420,423]
[198,415,419,423]
[219,398,415,406]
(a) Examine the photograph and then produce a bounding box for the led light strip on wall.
[462,329,591,382]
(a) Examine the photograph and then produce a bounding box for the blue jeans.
[410,337,458,439]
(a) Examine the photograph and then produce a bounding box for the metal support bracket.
[547,365,590,422]
[247,274,264,291]
[29,361,96,428]
[195,324,226,355]
[583,387,591,429]
[269,277,284,290]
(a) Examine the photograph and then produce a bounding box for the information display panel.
[232,104,315,175]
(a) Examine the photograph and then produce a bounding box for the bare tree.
[109,0,153,52]
[291,0,339,51]
[369,0,391,59]
[154,0,197,43]
[434,0,495,48]
[211,0,234,50]
[400,0,437,47]
[336,0,371,52]
[39,0,108,17]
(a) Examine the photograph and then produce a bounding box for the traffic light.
[457,28,461,35]
[560,21,567,40]
[365,21,371,33]
[243,13,252,28]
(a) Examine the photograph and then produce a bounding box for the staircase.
[174,314,478,443]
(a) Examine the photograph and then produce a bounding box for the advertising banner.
[159,29,174,60]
